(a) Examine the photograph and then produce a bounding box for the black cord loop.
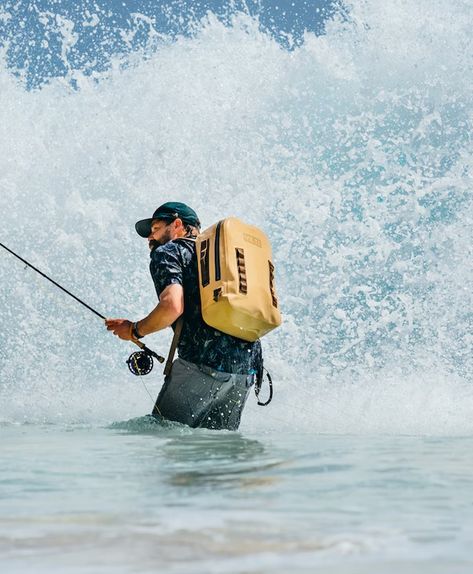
[255,368,273,406]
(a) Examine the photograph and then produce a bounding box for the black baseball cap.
[135,202,201,238]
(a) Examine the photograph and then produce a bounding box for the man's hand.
[105,319,136,341]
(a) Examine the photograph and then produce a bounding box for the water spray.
[0,241,165,375]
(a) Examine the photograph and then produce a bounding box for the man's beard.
[148,228,172,252]
[148,239,160,252]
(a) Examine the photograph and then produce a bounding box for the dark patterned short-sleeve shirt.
[150,238,263,376]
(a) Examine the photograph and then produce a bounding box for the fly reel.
[126,343,165,376]
[127,350,154,376]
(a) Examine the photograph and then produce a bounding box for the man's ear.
[174,218,184,229]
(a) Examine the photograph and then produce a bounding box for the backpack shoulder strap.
[163,316,184,377]
[172,237,197,244]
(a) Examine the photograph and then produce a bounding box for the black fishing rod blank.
[1,241,105,319]
[0,241,165,371]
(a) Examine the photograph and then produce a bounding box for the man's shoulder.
[151,239,196,264]
[173,237,197,250]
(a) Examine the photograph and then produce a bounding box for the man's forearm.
[136,303,177,335]
[136,285,184,336]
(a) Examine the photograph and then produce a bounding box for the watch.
[132,322,143,339]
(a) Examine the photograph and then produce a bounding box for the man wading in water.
[105,202,263,430]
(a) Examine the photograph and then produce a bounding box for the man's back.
[150,238,262,376]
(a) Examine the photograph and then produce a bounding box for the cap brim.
[135,218,153,238]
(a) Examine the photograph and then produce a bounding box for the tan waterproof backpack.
[196,217,282,342]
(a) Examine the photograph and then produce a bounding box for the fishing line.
[127,349,157,404]
[135,369,156,404]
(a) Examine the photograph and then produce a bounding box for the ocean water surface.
[1,0,472,571]
[3,422,473,573]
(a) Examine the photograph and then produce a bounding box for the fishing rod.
[0,241,165,375]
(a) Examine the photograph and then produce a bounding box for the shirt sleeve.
[149,242,184,297]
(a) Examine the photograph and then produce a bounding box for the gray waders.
[151,317,255,430]
[152,358,254,430]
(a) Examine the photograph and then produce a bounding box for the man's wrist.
[132,322,144,339]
